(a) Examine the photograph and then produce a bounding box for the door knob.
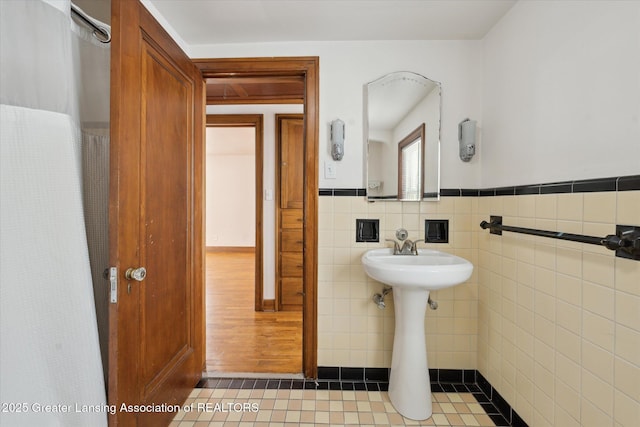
[125,267,147,281]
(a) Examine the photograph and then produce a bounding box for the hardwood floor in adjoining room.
[206,250,302,374]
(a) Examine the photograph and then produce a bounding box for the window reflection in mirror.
[398,124,425,200]
[365,72,441,201]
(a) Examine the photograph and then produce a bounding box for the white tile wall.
[317,196,479,370]
[317,189,639,426]
[476,191,640,426]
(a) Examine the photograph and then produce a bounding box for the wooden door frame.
[205,114,265,311]
[194,57,319,379]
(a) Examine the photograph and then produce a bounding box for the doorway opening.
[205,113,302,374]
[195,57,319,378]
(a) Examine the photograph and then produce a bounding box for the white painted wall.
[206,127,255,247]
[192,41,483,190]
[194,0,640,301]
[207,105,304,300]
[147,0,639,192]
[481,0,640,187]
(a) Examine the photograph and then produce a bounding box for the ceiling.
[144,0,516,104]
[146,0,517,45]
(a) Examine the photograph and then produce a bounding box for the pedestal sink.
[361,248,473,420]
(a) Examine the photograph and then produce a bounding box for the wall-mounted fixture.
[356,219,379,242]
[481,216,640,261]
[330,118,345,160]
[425,219,449,243]
[372,286,392,309]
[458,118,477,162]
[385,228,424,255]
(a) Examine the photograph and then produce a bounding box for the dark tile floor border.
[197,368,528,427]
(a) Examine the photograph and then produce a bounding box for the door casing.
[194,58,319,379]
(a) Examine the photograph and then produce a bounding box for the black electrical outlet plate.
[356,219,379,242]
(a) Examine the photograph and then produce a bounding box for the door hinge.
[109,267,118,303]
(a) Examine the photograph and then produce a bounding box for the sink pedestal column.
[388,287,432,420]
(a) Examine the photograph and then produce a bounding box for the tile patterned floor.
[170,380,512,426]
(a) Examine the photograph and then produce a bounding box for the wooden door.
[279,115,304,209]
[276,115,304,311]
[109,1,204,425]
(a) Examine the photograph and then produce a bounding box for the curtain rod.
[70,3,111,43]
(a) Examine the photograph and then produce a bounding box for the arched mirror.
[365,72,441,201]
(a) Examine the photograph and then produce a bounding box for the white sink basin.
[361,247,473,420]
[361,248,473,290]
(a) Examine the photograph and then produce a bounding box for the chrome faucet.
[385,238,401,254]
[400,239,424,255]
[386,228,423,255]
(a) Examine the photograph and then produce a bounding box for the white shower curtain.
[1,1,109,425]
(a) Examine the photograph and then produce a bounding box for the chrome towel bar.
[480,216,640,261]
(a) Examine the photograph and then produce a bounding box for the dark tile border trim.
[197,368,527,426]
[439,175,639,197]
[439,188,462,197]
[476,371,528,427]
[448,175,640,197]
[619,175,640,191]
[320,175,639,197]
[319,188,366,197]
